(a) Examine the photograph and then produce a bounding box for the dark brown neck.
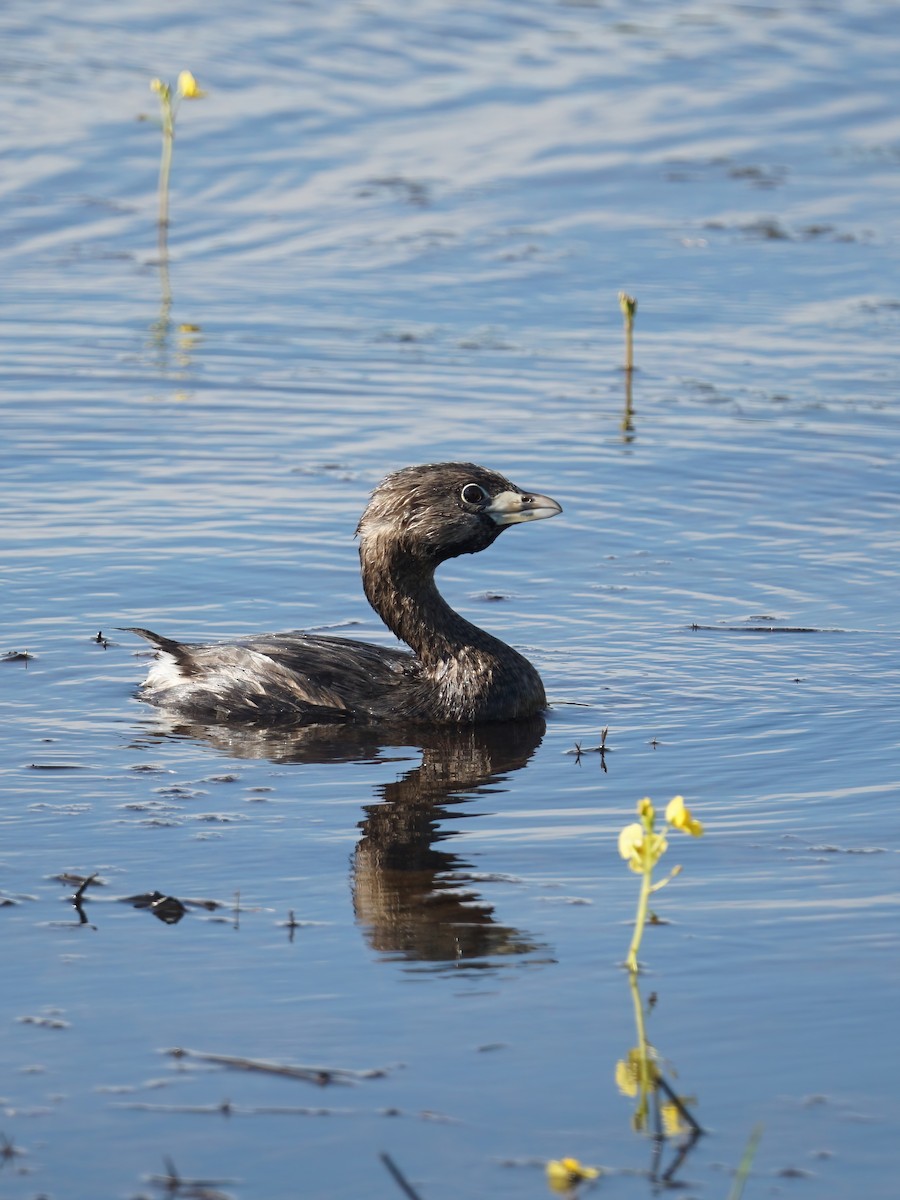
[360,535,504,665]
[358,534,547,721]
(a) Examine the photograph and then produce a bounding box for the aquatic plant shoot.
[619,795,704,972]
[618,291,637,372]
[149,70,206,247]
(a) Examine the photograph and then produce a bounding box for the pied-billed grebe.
[126,462,562,724]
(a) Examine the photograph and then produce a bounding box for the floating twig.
[146,1155,234,1196]
[165,1047,389,1086]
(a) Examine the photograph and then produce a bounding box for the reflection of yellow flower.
[665,796,704,837]
[177,70,206,99]
[661,1101,686,1137]
[546,1158,600,1193]
[616,1045,659,1097]
[615,1052,640,1097]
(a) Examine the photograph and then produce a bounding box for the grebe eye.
[461,483,487,505]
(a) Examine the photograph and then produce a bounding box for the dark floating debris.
[282,909,302,942]
[165,1047,391,1086]
[0,1132,25,1166]
[18,1014,70,1029]
[53,871,107,888]
[689,624,838,634]
[70,874,100,926]
[567,726,610,770]
[145,1157,235,1199]
[124,892,189,924]
[117,1100,450,1124]
[28,762,86,770]
[357,174,430,207]
[2,650,33,663]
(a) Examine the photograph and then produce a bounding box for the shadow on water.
[133,715,548,967]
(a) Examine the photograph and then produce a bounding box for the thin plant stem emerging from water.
[618,291,638,372]
[726,1124,764,1200]
[149,71,206,253]
[618,796,703,972]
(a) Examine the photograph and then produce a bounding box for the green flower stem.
[618,292,637,373]
[625,855,652,972]
[150,72,205,255]
[157,92,175,250]
[726,1124,763,1200]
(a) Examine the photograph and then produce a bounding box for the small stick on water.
[618,292,637,372]
[380,1152,426,1200]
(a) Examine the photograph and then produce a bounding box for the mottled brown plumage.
[126,462,562,725]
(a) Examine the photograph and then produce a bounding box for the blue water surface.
[1,1,899,1197]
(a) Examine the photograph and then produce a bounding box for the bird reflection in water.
[353,717,548,966]
[151,715,548,967]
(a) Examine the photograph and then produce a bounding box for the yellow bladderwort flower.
[177,70,207,99]
[546,1158,601,1193]
[149,69,207,247]
[666,795,704,837]
[618,822,667,874]
[620,794,702,971]
[618,822,644,870]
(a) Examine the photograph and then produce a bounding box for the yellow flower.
[618,823,667,872]
[546,1158,600,1192]
[665,796,703,837]
[618,823,643,863]
[177,70,207,99]
[149,78,166,94]
[637,797,654,820]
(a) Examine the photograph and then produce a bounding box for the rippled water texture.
[2,1,899,1197]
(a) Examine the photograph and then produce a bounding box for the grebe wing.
[124,628,412,723]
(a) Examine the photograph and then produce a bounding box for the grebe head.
[356,462,562,566]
